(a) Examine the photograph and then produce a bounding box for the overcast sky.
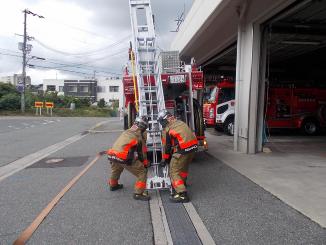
[0,0,193,84]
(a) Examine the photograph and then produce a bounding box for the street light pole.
[21,9,27,113]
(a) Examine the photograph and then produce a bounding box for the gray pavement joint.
[183,202,216,245]
[149,190,173,245]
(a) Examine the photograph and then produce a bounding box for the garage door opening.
[261,0,326,154]
[201,44,237,140]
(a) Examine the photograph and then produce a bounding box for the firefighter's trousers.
[109,160,147,194]
[170,152,195,193]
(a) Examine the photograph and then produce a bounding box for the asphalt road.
[0,118,325,244]
[0,117,107,167]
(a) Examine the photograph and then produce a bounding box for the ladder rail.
[129,0,169,190]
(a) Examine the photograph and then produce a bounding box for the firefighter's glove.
[160,160,167,167]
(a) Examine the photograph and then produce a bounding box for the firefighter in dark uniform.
[107,116,150,201]
[157,110,198,203]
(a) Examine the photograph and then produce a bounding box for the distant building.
[97,78,123,108]
[43,79,64,94]
[41,77,124,106]
[0,74,31,86]
[64,80,97,103]
[29,84,43,94]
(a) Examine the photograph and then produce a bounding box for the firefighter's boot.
[133,191,150,201]
[110,184,123,191]
[170,192,189,203]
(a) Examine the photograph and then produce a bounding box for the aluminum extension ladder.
[129,0,171,190]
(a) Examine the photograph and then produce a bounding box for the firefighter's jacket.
[162,120,198,160]
[107,128,148,166]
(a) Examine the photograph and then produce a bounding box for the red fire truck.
[122,64,207,150]
[266,86,326,135]
[204,81,326,135]
[203,79,235,135]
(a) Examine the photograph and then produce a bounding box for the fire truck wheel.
[223,117,234,136]
[193,99,205,137]
[124,114,128,130]
[301,119,319,135]
[127,103,136,128]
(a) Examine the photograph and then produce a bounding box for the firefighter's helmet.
[134,115,148,130]
[157,110,172,128]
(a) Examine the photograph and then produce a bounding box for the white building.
[0,74,31,86]
[97,78,124,108]
[42,79,64,94]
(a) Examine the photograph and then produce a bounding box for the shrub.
[0,93,21,110]
[0,82,19,98]
[98,98,105,108]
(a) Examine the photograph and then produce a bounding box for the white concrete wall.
[97,78,124,108]
[171,0,226,51]
[42,79,64,93]
[172,0,296,64]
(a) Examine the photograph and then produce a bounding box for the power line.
[0,48,22,54]
[0,49,126,75]
[0,52,22,58]
[43,17,115,41]
[39,60,123,75]
[28,64,99,76]
[33,35,130,57]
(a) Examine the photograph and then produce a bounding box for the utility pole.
[20,9,44,113]
[21,9,27,113]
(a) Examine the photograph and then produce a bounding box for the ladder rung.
[140,100,159,103]
[148,120,159,123]
[138,48,156,52]
[139,60,155,64]
[139,73,158,76]
[139,86,158,88]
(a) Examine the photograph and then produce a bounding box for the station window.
[80,85,89,93]
[68,85,77,92]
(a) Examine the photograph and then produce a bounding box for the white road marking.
[149,191,173,245]
[183,202,216,245]
[0,133,87,182]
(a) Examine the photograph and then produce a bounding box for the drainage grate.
[27,156,90,168]
[160,191,202,245]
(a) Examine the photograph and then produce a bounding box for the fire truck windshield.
[208,87,218,102]
[218,88,235,104]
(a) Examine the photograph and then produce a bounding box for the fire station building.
[172,0,326,154]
